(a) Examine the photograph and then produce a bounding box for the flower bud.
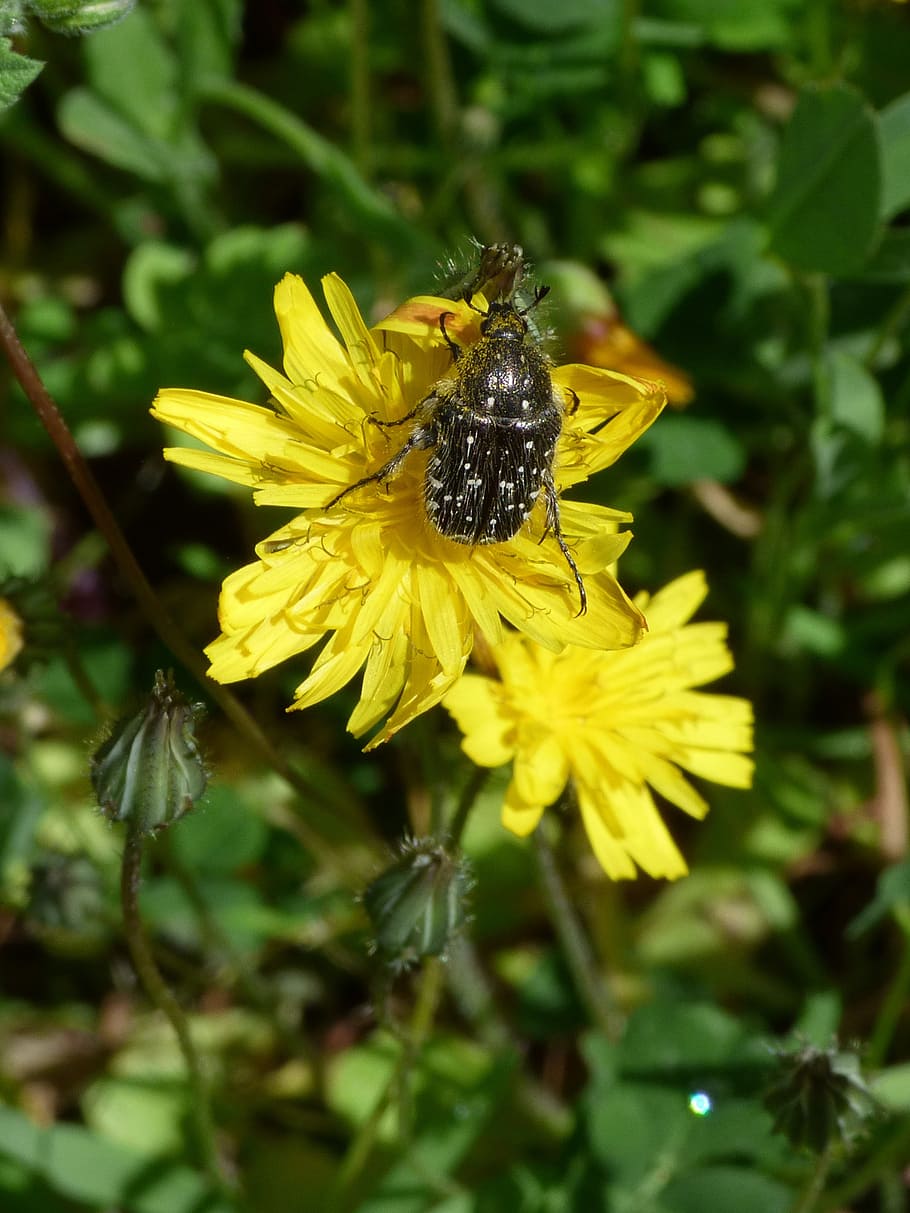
[363,839,471,969]
[91,671,206,834]
[29,0,136,35]
[763,1042,876,1153]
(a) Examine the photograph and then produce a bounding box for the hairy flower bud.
[91,671,206,834]
[28,0,136,35]
[363,839,471,968]
[763,1042,876,1152]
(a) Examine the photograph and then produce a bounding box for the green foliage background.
[2,1,910,1210]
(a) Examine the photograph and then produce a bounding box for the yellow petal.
[501,785,546,838]
[322,272,380,380]
[512,732,569,809]
[444,676,515,768]
[273,274,350,387]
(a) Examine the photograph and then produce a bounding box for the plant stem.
[866,908,910,1068]
[533,826,623,1041]
[330,958,445,1210]
[159,832,325,1093]
[789,1143,834,1213]
[865,282,910,370]
[120,823,223,1185]
[0,299,374,882]
[446,936,573,1141]
[818,1117,910,1211]
[446,766,490,850]
[196,78,412,249]
[349,0,372,177]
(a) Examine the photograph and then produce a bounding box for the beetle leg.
[439,312,461,361]
[372,404,420,429]
[328,412,437,510]
[542,474,587,617]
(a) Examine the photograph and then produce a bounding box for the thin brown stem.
[0,298,374,881]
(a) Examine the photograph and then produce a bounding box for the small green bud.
[363,838,471,969]
[28,0,136,35]
[763,1042,876,1153]
[91,671,206,834]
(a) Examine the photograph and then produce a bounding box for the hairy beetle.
[330,285,586,614]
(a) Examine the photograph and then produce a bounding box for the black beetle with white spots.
[330,284,586,615]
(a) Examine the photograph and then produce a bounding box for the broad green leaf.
[0,1105,234,1213]
[169,785,269,873]
[826,350,885,444]
[647,0,799,50]
[491,0,618,34]
[0,37,42,110]
[0,755,45,900]
[82,3,176,138]
[663,1166,790,1213]
[873,1063,910,1112]
[0,503,52,576]
[768,84,882,275]
[640,414,746,485]
[879,90,910,219]
[847,860,910,936]
[57,88,170,180]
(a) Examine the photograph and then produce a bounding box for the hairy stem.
[120,824,223,1184]
[533,826,623,1041]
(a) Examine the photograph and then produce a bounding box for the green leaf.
[879,90,910,219]
[826,350,885,444]
[57,88,170,179]
[663,1166,790,1213]
[82,3,176,138]
[170,786,269,874]
[847,860,910,936]
[0,755,45,901]
[646,0,799,51]
[873,1062,910,1112]
[640,414,746,485]
[491,0,618,34]
[768,84,882,275]
[0,36,43,110]
[0,1105,235,1213]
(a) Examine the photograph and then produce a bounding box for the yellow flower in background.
[443,571,754,879]
[152,274,665,745]
[0,597,24,672]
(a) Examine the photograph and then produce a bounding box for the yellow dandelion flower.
[443,571,754,879]
[151,274,664,745]
[0,597,24,672]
